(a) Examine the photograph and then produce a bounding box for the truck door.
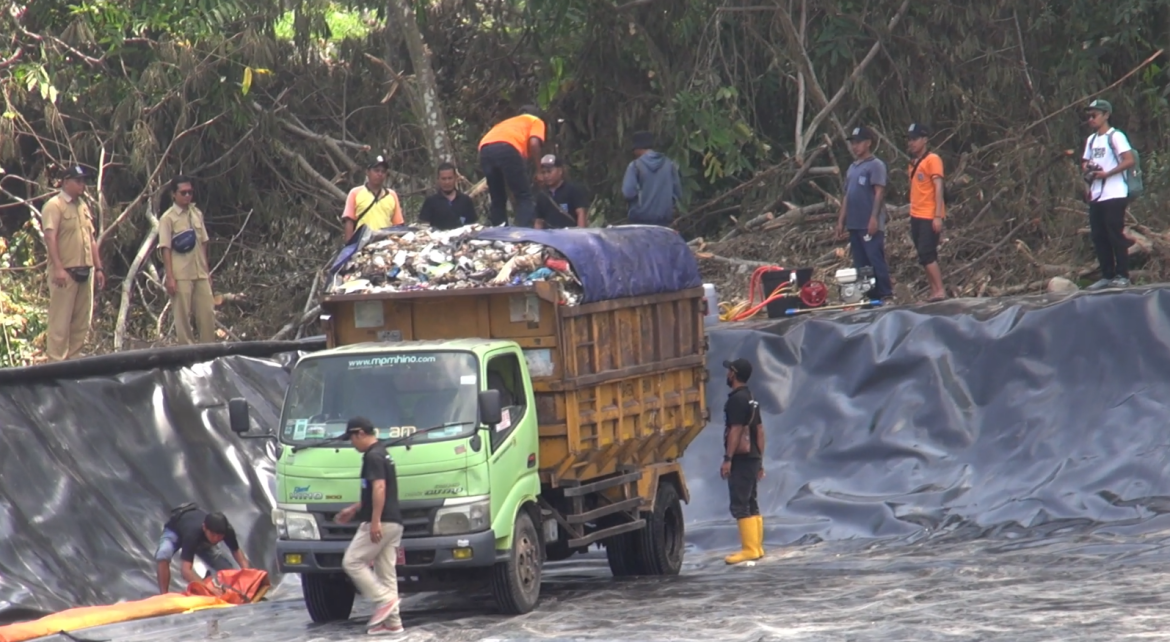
[484,351,536,505]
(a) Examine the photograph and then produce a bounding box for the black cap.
[368,154,389,170]
[203,512,230,536]
[62,165,94,181]
[631,131,655,150]
[846,126,876,142]
[519,104,542,118]
[345,416,376,437]
[722,358,753,382]
[907,123,931,139]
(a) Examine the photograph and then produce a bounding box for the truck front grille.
[317,507,435,539]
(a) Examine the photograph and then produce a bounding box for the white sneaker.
[1085,278,1112,291]
[368,622,405,636]
[1110,277,1131,288]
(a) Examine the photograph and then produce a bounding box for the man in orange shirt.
[906,124,946,301]
[478,106,546,227]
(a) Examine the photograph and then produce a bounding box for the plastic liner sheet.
[0,352,300,620]
[473,225,702,304]
[7,287,1170,640]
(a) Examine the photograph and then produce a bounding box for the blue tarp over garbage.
[473,225,702,304]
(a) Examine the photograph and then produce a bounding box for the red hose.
[731,267,794,321]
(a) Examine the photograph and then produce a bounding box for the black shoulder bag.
[345,188,388,244]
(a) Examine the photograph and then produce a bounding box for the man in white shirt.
[1081,99,1136,290]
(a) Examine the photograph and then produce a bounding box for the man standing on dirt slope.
[720,358,767,565]
[535,154,590,228]
[341,155,404,245]
[1081,99,1136,290]
[478,106,546,227]
[836,126,894,301]
[158,176,216,345]
[621,131,682,227]
[42,164,105,362]
[418,162,478,230]
[337,416,406,636]
[155,504,250,595]
[906,124,947,302]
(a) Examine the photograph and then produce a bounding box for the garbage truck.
[228,226,709,620]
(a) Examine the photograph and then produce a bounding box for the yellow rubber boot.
[724,518,762,564]
[753,515,766,558]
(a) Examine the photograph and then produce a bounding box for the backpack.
[1105,130,1143,199]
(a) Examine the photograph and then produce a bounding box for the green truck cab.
[230,279,708,620]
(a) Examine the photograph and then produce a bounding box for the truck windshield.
[279,351,480,446]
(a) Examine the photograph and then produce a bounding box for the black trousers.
[479,142,535,227]
[1088,197,1130,279]
[727,456,761,520]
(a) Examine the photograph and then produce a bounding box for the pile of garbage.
[329,224,584,304]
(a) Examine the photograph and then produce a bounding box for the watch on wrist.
[723,455,732,462]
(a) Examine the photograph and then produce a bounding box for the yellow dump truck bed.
[320,281,708,486]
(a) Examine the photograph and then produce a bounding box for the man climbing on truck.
[337,416,406,636]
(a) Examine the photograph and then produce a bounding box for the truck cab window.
[486,352,526,451]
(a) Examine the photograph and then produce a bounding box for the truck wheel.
[302,573,355,623]
[604,531,641,577]
[491,509,543,614]
[638,480,685,575]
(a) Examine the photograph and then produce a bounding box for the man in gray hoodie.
[621,131,683,227]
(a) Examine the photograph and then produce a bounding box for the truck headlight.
[433,498,490,536]
[272,508,320,541]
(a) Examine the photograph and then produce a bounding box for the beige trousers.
[46,273,94,362]
[342,522,404,625]
[173,279,216,344]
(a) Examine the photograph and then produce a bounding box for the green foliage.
[0,229,49,367]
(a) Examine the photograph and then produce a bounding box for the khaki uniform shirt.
[158,204,210,280]
[42,193,95,270]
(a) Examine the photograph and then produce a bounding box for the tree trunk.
[388,0,454,167]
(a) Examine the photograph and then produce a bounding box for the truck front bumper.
[275,528,498,574]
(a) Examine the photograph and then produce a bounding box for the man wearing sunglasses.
[158,175,216,344]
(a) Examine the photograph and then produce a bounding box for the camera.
[1083,162,1101,183]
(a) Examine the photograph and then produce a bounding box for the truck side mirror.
[478,389,502,426]
[229,398,251,434]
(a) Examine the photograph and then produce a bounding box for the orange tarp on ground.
[0,569,270,642]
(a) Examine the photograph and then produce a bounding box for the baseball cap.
[539,154,563,167]
[722,358,753,382]
[1086,99,1112,114]
[847,126,875,142]
[62,165,94,181]
[907,123,931,139]
[345,416,376,437]
[203,512,230,536]
[368,154,389,170]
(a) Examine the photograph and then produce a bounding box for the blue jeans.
[848,230,893,298]
[154,528,233,574]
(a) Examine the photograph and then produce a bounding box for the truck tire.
[604,531,641,577]
[638,480,685,575]
[491,510,543,614]
[302,573,355,623]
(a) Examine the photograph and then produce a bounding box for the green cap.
[1086,99,1112,113]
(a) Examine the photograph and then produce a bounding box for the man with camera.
[1081,99,1136,290]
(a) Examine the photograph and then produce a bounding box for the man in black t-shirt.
[719,358,766,565]
[418,162,478,230]
[337,416,405,635]
[534,154,589,229]
[154,505,250,595]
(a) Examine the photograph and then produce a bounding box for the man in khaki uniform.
[158,176,216,344]
[43,165,105,362]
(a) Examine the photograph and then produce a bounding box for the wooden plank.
[560,287,705,317]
